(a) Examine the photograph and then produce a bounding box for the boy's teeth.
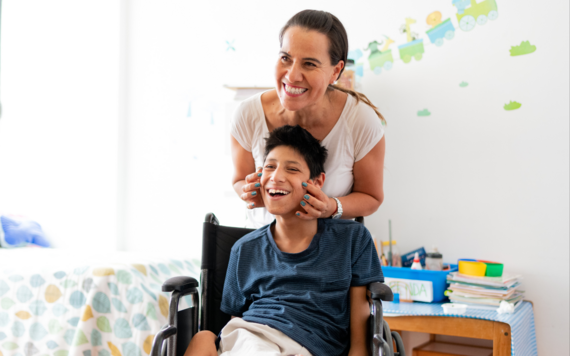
[285,85,307,95]
[269,189,289,195]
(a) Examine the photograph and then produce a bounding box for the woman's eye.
[305,62,316,67]
[281,56,289,62]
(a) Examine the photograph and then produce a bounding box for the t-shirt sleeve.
[351,226,384,286]
[352,102,385,162]
[230,100,255,152]
[220,246,249,316]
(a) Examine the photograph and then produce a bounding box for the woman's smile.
[283,83,308,97]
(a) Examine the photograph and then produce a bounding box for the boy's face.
[260,145,323,217]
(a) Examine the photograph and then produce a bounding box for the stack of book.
[446,272,524,306]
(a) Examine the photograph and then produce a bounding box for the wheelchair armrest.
[367,282,393,301]
[162,276,199,294]
[150,325,177,356]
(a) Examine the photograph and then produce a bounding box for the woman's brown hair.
[279,10,386,124]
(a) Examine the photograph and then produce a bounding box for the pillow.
[0,215,51,248]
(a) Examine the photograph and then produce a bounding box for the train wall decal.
[359,0,499,74]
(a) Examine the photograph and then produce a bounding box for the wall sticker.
[426,11,456,46]
[417,109,432,116]
[509,41,536,56]
[453,0,498,32]
[504,101,521,111]
[398,18,425,63]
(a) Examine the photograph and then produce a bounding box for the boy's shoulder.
[231,224,270,252]
[319,219,371,245]
[321,218,368,233]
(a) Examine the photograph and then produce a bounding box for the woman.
[231,10,386,228]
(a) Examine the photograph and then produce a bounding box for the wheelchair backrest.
[200,214,254,336]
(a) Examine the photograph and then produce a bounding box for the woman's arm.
[298,136,385,219]
[348,285,370,356]
[230,135,264,208]
[341,135,385,218]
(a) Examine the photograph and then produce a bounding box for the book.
[449,292,524,306]
[447,272,521,288]
[448,284,518,298]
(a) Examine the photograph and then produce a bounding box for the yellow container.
[458,261,487,277]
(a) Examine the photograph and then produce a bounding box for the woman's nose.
[286,62,303,83]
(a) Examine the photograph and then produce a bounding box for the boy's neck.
[272,214,319,254]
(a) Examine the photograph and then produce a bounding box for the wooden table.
[385,315,511,356]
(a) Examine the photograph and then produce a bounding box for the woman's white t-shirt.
[231,91,385,228]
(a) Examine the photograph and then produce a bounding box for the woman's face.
[275,26,344,112]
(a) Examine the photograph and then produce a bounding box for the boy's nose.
[270,167,286,182]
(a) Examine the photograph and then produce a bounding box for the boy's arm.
[348,285,369,356]
[220,247,249,317]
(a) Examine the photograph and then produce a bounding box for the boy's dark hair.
[264,125,328,179]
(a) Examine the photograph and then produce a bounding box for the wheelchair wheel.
[391,331,406,356]
[382,320,394,355]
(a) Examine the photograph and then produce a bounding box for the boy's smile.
[266,188,291,200]
[260,145,323,217]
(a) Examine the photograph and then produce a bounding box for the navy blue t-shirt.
[220,219,383,356]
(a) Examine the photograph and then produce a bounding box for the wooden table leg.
[493,322,512,356]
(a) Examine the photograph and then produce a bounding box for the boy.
[185,125,383,356]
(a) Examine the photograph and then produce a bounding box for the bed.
[0,248,200,356]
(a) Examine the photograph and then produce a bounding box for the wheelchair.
[150,213,405,356]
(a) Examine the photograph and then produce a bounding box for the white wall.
[0,1,120,250]
[359,1,569,352]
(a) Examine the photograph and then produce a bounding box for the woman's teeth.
[285,84,307,95]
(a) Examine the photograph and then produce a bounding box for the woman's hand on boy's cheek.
[241,168,264,209]
[296,180,333,219]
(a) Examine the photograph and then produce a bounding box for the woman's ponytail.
[329,84,386,125]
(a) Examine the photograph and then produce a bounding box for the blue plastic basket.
[382,264,458,302]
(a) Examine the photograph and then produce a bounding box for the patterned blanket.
[0,249,200,356]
